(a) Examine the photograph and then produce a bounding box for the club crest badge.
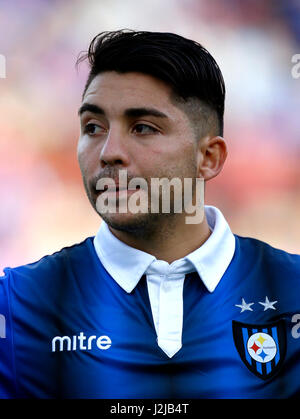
[232,319,286,380]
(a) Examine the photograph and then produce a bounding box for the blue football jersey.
[0,235,300,398]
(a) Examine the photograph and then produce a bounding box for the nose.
[99,127,130,169]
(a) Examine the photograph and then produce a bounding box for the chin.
[100,211,160,237]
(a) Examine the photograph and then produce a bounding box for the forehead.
[82,71,183,118]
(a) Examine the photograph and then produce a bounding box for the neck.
[108,213,211,263]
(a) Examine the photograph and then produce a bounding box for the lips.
[96,184,141,194]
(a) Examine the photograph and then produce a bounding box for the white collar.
[93,205,235,293]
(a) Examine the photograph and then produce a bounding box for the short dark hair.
[77,29,225,136]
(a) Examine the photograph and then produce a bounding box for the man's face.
[77,71,201,235]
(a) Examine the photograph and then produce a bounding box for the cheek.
[77,147,87,176]
[77,138,98,173]
[143,151,196,182]
[77,137,87,165]
[161,139,197,164]
[134,152,162,178]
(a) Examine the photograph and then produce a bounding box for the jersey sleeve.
[0,269,18,398]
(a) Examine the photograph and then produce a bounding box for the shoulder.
[0,238,95,398]
[0,236,95,296]
[235,234,300,277]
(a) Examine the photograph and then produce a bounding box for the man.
[1,30,300,399]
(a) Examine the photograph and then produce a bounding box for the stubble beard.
[83,157,199,240]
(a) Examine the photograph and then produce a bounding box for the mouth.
[96,185,141,194]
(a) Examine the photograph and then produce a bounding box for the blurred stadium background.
[0,0,299,271]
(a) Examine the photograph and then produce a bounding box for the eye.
[83,123,105,136]
[132,124,159,135]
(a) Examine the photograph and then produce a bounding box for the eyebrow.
[78,103,104,116]
[78,103,168,119]
[124,107,168,119]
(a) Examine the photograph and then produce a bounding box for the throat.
[109,215,211,263]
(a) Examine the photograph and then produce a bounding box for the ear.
[196,136,228,181]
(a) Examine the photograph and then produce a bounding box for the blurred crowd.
[0,0,299,271]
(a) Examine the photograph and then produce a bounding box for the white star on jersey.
[235,298,254,313]
[259,296,277,311]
